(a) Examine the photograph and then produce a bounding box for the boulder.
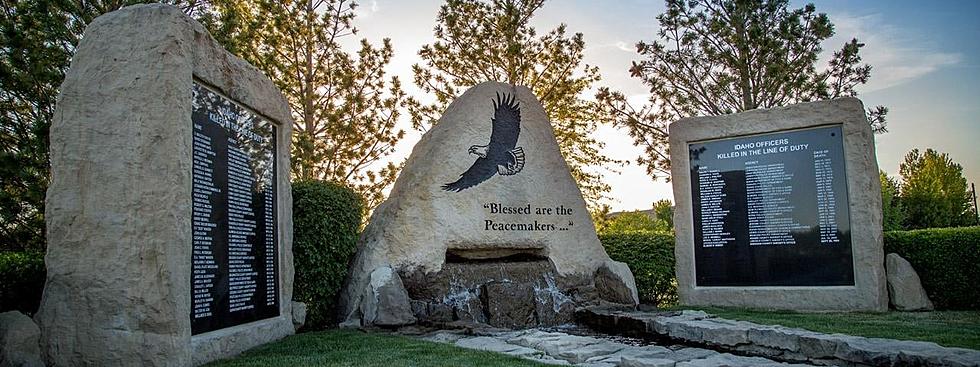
[338,81,637,328]
[35,4,295,366]
[595,260,639,305]
[291,302,307,331]
[347,266,416,327]
[0,311,44,367]
[885,253,934,311]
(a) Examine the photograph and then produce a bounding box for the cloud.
[826,12,962,93]
[614,41,634,52]
[354,0,381,18]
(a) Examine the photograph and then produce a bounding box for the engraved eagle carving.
[442,92,525,192]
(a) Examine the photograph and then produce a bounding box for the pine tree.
[193,0,407,208]
[0,0,150,251]
[597,0,888,178]
[405,0,621,213]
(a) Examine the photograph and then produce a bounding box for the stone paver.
[421,328,816,367]
[580,308,980,367]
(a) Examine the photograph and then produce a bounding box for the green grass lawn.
[205,329,548,367]
[675,306,980,350]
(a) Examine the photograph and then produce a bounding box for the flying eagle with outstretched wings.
[442,92,525,192]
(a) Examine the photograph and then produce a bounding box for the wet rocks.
[401,260,587,328]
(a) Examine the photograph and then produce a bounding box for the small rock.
[366,266,416,326]
[595,260,639,305]
[0,311,44,367]
[291,301,307,331]
[885,253,935,311]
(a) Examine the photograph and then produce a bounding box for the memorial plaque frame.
[190,81,281,335]
[669,97,887,311]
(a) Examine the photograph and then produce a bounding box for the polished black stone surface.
[191,82,279,334]
[689,125,853,287]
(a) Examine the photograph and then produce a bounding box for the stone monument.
[36,4,294,365]
[339,82,638,329]
[669,97,887,311]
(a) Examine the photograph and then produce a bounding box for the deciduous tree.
[899,148,972,229]
[0,0,148,251]
[879,170,905,231]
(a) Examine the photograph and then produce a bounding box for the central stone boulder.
[339,82,638,329]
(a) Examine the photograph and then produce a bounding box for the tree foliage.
[879,170,905,231]
[406,0,621,212]
[0,0,149,251]
[899,148,972,229]
[189,0,406,209]
[601,201,674,234]
[653,199,674,231]
[597,0,888,178]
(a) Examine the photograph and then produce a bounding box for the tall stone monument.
[339,82,638,329]
[669,97,887,311]
[36,4,294,365]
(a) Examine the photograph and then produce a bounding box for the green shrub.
[884,226,980,310]
[599,230,677,307]
[0,251,45,315]
[292,180,365,329]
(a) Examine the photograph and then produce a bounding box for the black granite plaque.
[689,125,853,287]
[191,82,279,335]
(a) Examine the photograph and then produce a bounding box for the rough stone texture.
[352,266,416,327]
[669,97,887,311]
[426,328,812,367]
[885,253,935,311]
[0,311,44,367]
[595,260,640,305]
[401,260,582,328]
[291,302,307,331]
[578,308,980,367]
[620,356,676,367]
[339,82,636,328]
[35,4,294,366]
[484,282,536,328]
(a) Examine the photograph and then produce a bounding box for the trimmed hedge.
[292,180,365,329]
[884,226,980,310]
[599,231,677,307]
[0,251,45,315]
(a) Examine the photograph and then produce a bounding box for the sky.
[347,0,980,212]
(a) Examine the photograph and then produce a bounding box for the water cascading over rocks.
[338,82,638,329]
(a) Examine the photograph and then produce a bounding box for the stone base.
[401,260,601,328]
[191,316,293,365]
